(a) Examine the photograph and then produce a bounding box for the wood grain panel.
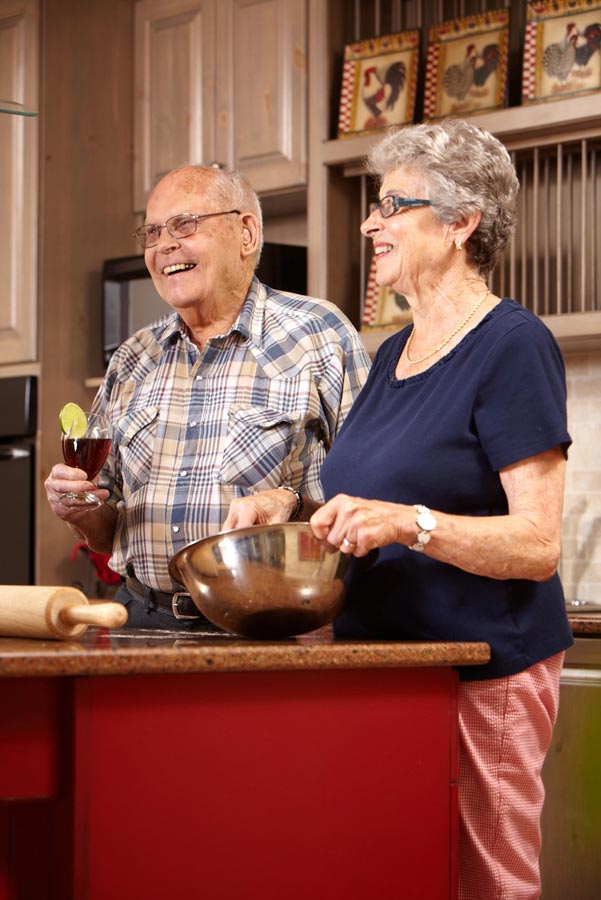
[134,0,215,210]
[0,0,38,364]
[37,0,135,586]
[219,0,307,191]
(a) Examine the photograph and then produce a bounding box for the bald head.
[150,166,264,264]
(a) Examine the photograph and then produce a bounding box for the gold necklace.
[405,289,490,366]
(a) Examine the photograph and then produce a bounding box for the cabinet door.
[215,0,307,193]
[133,0,217,212]
[0,0,38,364]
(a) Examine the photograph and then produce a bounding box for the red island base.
[1,666,459,899]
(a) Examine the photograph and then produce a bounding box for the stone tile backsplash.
[561,352,601,605]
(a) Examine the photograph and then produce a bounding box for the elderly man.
[45,166,371,628]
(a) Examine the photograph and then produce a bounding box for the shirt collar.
[156,312,184,348]
[235,275,265,344]
[154,276,265,348]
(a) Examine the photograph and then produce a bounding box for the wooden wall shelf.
[307,0,601,352]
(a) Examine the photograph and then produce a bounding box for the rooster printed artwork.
[338,30,419,138]
[443,42,501,101]
[362,61,406,124]
[523,1,601,105]
[424,9,509,120]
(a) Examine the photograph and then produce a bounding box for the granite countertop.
[0,625,491,678]
[567,612,601,636]
[0,610,595,680]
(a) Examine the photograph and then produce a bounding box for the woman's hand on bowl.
[223,488,298,531]
[310,494,405,557]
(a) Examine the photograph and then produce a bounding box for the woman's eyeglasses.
[369,196,434,218]
[134,210,240,249]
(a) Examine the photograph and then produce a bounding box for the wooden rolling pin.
[0,586,128,639]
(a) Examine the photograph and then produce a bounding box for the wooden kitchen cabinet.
[0,0,38,365]
[540,638,601,900]
[133,0,306,211]
[133,0,216,212]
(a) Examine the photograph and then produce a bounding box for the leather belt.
[125,573,201,620]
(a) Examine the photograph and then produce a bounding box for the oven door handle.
[0,447,31,460]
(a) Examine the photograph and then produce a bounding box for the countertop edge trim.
[0,641,491,678]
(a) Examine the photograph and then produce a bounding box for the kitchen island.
[0,626,490,900]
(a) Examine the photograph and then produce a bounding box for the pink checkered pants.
[458,652,564,900]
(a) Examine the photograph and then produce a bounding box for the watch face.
[417,511,436,531]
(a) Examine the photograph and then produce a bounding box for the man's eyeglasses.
[134,210,240,249]
[369,196,434,219]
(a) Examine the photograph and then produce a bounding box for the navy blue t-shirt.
[321,299,573,680]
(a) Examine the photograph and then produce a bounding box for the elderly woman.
[224,119,572,900]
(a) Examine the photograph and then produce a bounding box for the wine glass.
[59,413,113,509]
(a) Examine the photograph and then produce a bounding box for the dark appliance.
[257,242,306,295]
[0,376,37,583]
[101,243,307,365]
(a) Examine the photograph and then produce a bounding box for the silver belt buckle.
[172,592,197,619]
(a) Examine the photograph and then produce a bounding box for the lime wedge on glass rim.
[59,402,87,438]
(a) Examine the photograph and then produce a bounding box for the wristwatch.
[410,504,437,552]
[278,485,304,521]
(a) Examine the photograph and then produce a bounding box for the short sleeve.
[474,317,571,471]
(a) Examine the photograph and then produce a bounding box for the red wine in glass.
[62,437,112,479]
[60,413,113,508]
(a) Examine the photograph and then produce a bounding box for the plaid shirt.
[93,278,371,590]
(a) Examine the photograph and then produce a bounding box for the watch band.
[410,504,437,552]
[278,485,304,521]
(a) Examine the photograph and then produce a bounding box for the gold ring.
[342,538,356,549]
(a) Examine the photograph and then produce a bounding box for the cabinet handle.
[0,447,31,460]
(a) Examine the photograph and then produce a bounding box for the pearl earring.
[455,239,463,251]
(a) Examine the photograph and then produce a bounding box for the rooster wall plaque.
[338,31,419,139]
[423,9,509,121]
[523,0,601,105]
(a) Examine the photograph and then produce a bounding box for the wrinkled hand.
[44,463,109,521]
[310,493,406,556]
[223,489,297,531]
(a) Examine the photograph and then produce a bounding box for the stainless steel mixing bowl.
[168,522,351,638]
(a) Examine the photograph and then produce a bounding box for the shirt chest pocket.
[218,405,300,491]
[116,406,159,496]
